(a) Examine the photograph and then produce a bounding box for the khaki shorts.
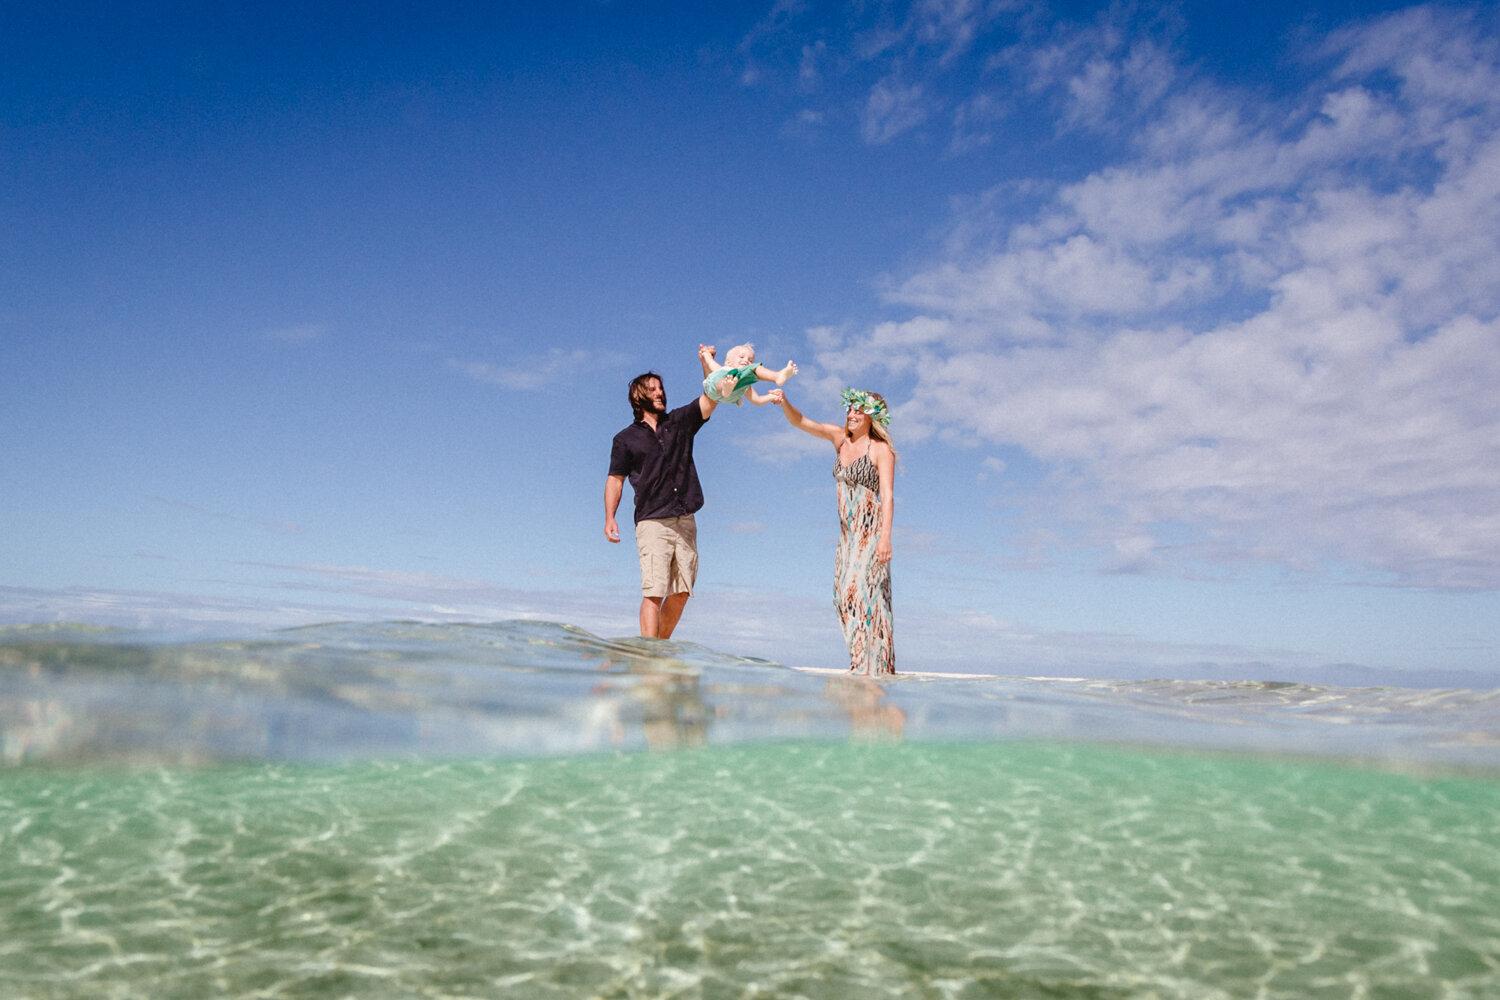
[635,515,698,599]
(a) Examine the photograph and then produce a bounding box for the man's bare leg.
[640,596,663,638]
[657,592,688,639]
[639,593,689,639]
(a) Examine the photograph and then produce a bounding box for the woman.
[769,387,895,676]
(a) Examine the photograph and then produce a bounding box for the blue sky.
[5,0,1499,687]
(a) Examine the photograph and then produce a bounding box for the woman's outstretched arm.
[766,389,843,444]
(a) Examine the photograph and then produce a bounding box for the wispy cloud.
[258,563,492,592]
[741,0,1020,145]
[804,5,1500,589]
[243,562,629,624]
[1010,7,1179,131]
[0,567,635,637]
[0,584,345,633]
[862,76,930,142]
[449,347,604,390]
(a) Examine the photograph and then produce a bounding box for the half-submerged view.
[9,0,1500,996]
[4,622,1498,999]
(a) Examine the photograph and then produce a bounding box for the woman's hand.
[766,389,785,405]
[876,537,892,565]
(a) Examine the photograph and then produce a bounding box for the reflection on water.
[591,660,711,751]
[3,620,1499,771]
[825,675,907,742]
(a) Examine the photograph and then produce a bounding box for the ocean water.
[3,621,1499,999]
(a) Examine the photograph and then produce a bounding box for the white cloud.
[449,347,601,390]
[798,40,826,89]
[0,576,636,640]
[820,5,1500,588]
[265,563,492,592]
[741,0,1020,146]
[949,90,1006,153]
[1012,8,1178,131]
[908,0,1001,67]
[862,76,930,143]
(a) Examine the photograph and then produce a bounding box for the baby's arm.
[699,344,719,377]
[754,360,798,386]
[745,386,773,405]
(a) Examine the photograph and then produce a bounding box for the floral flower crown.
[840,387,891,427]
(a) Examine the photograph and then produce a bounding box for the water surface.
[3,621,1498,998]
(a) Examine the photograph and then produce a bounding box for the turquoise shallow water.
[4,745,1499,999]
[3,621,1499,998]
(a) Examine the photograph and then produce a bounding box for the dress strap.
[837,436,874,465]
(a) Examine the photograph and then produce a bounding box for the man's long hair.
[628,372,663,421]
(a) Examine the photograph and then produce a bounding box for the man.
[605,352,729,639]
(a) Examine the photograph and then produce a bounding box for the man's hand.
[605,516,621,543]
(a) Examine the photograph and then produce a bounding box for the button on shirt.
[608,402,709,523]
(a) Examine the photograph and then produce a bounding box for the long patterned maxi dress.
[834,447,894,675]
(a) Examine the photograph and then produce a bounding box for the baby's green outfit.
[703,365,761,405]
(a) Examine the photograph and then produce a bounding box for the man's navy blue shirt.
[608,401,709,524]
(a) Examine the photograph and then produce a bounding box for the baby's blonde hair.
[726,342,756,364]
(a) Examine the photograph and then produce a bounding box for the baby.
[699,343,798,406]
